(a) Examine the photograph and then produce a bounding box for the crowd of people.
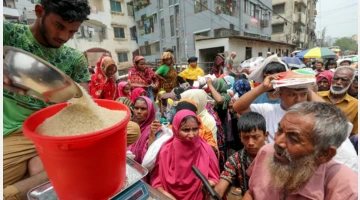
[2,0,359,200]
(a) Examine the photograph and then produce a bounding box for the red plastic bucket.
[23,99,130,200]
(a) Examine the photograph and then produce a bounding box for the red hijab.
[316,71,334,84]
[90,56,118,100]
[130,88,147,103]
[117,81,131,99]
[127,96,155,164]
[150,110,220,200]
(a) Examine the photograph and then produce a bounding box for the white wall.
[65,0,138,65]
[195,38,229,62]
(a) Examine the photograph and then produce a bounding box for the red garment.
[150,110,220,200]
[90,56,118,100]
[316,71,334,84]
[117,81,131,99]
[130,88,147,103]
[128,56,159,89]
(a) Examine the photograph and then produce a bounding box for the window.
[117,52,128,62]
[272,24,284,34]
[195,0,207,13]
[127,2,134,16]
[273,3,285,14]
[110,0,122,12]
[243,0,247,13]
[170,15,175,36]
[258,52,262,57]
[169,0,173,5]
[161,19,165,39]
[159,0,163,9]
[250,3,255,17]
[114,27,125,38]
[130,26,137,41]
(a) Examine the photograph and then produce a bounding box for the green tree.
[333,37,358,51]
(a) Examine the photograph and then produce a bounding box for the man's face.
[39,8,81,48]
[329,64,336,69]
[231,54,236,59]
[340,61,351,66]
[348,80,358,97]
[317,77,330,91]
[330,68,353,95]
[279,88,308,110]
[189,61,197,68]
[240,129,268,158]
[315,63,324,71]
[268,113,318,191]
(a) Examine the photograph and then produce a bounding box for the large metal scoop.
[3,46,83,103]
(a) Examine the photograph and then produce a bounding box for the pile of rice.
[36,85,126,137]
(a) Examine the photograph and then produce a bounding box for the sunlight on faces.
[178,117,200,140]
[268,113,319,192]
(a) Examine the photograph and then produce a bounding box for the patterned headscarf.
[233,79,251,98]
[160,52,174,65]
[129,56,155,85]
[212,78,231,110]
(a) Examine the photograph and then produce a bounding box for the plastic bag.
[141,124,173,172]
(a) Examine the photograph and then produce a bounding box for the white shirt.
[249,103,358,173]
[249,103,286,143]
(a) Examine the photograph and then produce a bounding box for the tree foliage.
[333,37,358,52]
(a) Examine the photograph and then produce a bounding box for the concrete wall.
[65,0,138,65]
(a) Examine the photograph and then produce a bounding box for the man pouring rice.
[3,1,139,199]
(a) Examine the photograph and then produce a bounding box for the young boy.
[213,112,269,198]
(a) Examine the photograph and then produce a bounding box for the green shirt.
[3,21,90,137]
[156,65,170,76]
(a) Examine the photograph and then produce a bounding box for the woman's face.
[178,117,199,140]
[137,59,146,71]
[105,64,117,77]
[123,84,131,95]
[164,58,172,65]
[133,99,148,125]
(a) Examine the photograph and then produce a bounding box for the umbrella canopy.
[296,47,336,59]
[281,57,306,69]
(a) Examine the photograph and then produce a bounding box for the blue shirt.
[253,93,281,104]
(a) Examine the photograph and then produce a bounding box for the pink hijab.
[117,81,131,99]
[130,88,147,103]
[150,110,220,200]
[127,96,155,164]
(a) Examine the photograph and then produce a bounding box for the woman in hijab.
[233,78,251,98]
[211,54,225,77]
[155,52,178,93]
[117,81,131,99]
[128,56,159,102]
[150,110,220,200]
[130,88,147,104]
[178,57,204,86]
[90,56,119,100]
[127,96,155,164]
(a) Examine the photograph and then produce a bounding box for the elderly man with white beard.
[318,66,358,136]
[242,102,358,200]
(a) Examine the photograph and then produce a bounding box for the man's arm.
[233,74,279,114]
[242,191,253,200]
[307,88,325,102]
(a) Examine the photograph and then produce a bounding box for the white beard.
[330,84,351,95]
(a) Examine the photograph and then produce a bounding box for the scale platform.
[27,157,171,200]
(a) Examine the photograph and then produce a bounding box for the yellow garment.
[155,90,174,108]
[318,91,358,135]
[178,65,205,81]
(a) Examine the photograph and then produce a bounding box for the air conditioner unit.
[260,20,269,28]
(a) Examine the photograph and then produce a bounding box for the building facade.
[133,0,272,62]
[3,0,20,23]
[271,0,317,50]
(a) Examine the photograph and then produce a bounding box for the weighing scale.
[27,158,170,200]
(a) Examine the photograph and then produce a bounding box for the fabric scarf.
[233,79,251,98]
[127,96,155,164]
[181,89,218,143]
[316,71,334,84]
[206,104,226,171]
[239,148,251,195]
[212,78,231,110]
[178,65,204,81]
[117,81,131,99]
[150,110,220,200]
[130,88,147,103]
[128,56,157,86]
[90,56,118,100]
[211,55,225,75]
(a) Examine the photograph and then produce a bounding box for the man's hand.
[261,73,281,91]
[3,73,27,95]
[203,180,216,200]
